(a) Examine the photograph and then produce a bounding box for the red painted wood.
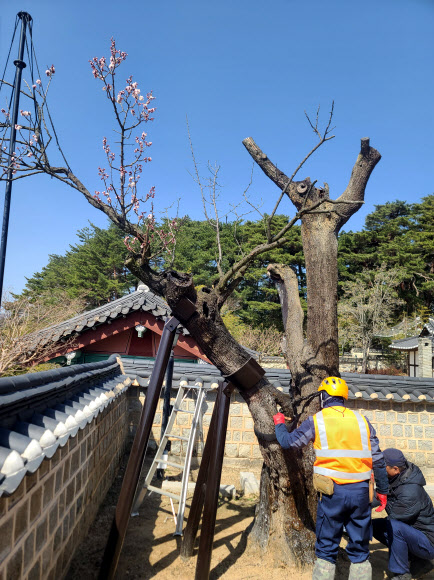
[45,309,211,363]
[81,329,133,355]
[127,326,155,357]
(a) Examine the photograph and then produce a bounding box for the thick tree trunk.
[240,137,381,565]
[125,260,318,564]
[261,214,342,565]
[362,339,371,373]
[243,375,319,566]
[249,447,317,566]
[301,217,340,378]
[125,137,381,568]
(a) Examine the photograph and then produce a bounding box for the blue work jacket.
[275,396,389,494]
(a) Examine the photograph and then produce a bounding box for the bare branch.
[3,170,45,181]
[245,103,335,221]
[243,133,334,213]
[215,235,289,301]
[187,116,210,222]
[0,79,33,99]
[0,291,85,376]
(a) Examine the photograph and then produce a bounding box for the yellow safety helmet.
[318,376,348,399]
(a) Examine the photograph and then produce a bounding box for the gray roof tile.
[121,357,434,404]
[27,285,181,351]
[0,355,128,496]
[391,318,434,349]
[425,319,434,334]
[390,336,419,350]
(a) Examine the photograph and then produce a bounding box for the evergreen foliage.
[21,196,433,333]
[338,194,434,313]
[21,223,137,308]
[172,215,304,329]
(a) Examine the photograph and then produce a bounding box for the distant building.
[391,319,434,377]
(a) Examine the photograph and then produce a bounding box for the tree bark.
[241,137,381,564]
[125,259,318,565]
[301,216,339,378]
[123,137,381,567]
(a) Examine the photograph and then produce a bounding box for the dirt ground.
[66,455,429,580]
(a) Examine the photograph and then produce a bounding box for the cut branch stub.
[360,137,370,156]
[297,182,309,195]
[333,137,381,229]
[173,297,197,324]
[267,263,305,380]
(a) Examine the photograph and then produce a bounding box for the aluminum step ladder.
[131,382,207,535]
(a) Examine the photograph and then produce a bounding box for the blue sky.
[0,0,433,293]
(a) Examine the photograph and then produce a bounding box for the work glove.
[375,493,387,512]
[273,412,285,425]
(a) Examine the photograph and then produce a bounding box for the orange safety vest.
[313,407,372,484]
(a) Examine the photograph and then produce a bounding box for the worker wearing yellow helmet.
[273,376,389,580]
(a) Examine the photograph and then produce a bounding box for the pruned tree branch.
[242,137,307,209]
[243,102,335,218]
[267,264,305,375]
[333,137,381,227]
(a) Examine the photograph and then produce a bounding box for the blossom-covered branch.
[0,39,179,262]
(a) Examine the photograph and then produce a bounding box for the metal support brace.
[174,297,197,324]
[224,357,265,392]
[180,381,232,580]
[99,316,180,580]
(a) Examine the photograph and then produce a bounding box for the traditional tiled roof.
[391,318,434,351]
[124,358,292,391]
[28,286,274,363]
[343,373,434,402]
[123,357,434,404]
[0,355,129,496]
[390,336,419,350]
[421,318,434,337]
[376,316,423,338]
[27,284,184,351]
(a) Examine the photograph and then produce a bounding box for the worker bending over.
[273,376,389,580]
[372,448,434,580]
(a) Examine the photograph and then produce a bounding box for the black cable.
[28,29,71,172]
[26,22,46,153]
[0,15,19,100]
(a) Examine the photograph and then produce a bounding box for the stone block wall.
[145,386,434,482]
[419,337,434,378]
[348,399,434,482]
[146,388,263,469]
[0,392,129,580]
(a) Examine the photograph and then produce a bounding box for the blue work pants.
[372,518,434,575]
[315,481,371,564]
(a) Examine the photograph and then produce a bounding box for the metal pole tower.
[0,12,32,306]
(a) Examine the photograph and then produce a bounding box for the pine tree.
[21,222,137,308]
[338,197,434,313]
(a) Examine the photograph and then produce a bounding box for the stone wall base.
[0,394,129,580]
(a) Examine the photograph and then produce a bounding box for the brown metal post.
[99,316,180,580]
[195,382,232,580]
[180,384,222,559]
